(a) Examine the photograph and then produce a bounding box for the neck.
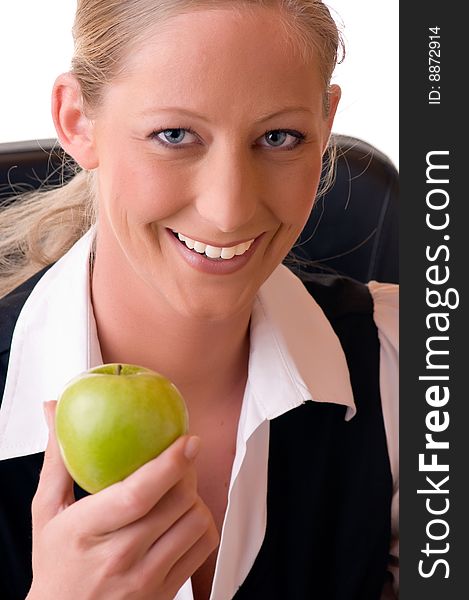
[90,243,252,415]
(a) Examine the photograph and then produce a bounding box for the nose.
[194,145,259,233]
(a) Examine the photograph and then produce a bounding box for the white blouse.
[0,228,399,599]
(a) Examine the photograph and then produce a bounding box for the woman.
[0,1,398,599]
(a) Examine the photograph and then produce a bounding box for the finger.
[71,435,201,534]
[118,465,199,561]
[162,527,220,597]
[143,498,218,579]
[95,468,199,571]
[32,401,75,528]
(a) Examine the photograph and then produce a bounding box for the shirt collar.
[251,265,355,422]
[0,229,355,460]
[0,229,95,459]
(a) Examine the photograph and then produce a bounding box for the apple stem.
[115,364,122,376]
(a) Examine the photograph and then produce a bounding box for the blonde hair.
[0,0,343,298]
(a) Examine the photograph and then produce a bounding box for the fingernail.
[184,436,201,460]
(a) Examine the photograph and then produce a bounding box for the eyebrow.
[138,106,314,123]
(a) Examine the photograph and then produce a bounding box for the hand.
[27,401,219,600]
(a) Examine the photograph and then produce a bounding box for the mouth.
[171,230,256,261]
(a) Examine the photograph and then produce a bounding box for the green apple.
[55,363,188,494]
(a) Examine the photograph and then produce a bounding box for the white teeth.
[221,246,236,259]
[205,245,222,259]
[193,241,206,253]
[172,231,255,260]
[236,240,254,255]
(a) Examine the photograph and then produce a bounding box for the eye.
[259,129,306,150]
[151,127,199,148]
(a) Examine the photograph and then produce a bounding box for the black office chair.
[0,134,398,284]
[0,139,75,201]
[289,134,398,283]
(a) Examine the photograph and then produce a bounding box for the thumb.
[32,401,75,527]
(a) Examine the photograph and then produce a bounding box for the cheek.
[98,153,194,224]
[266,159,323,229]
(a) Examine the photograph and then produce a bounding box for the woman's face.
[90,7,339,320]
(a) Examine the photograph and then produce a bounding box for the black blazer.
[0,269,393,600]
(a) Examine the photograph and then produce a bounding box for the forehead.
[104,7,325,121]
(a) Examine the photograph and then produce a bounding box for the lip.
[166,228,264,275]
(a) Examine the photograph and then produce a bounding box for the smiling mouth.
[171,230,255,260]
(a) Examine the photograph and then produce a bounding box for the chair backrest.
[290,134,398,284]
[0,139,70,199]
[0,134,398,284]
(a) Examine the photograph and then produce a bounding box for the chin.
[175,286,257,322]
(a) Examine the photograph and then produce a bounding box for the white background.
[0,1,398,167]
